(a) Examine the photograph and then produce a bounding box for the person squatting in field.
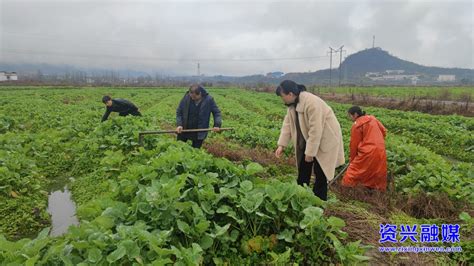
[175,84,222,148]
[342,106,387,191]
[275,80,345,201]
[101,95,142,122]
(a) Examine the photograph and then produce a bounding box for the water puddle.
[47,186,79,237]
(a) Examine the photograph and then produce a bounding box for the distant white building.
[385,69,405,74]
[365,72,380,77]
[380,74,419,81]
[365,70,410,80]
[0,71,18,81]
[437,75,455,82]
[366,71,419,82]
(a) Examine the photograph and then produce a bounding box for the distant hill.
[265,47,474,85]
[339,47,473,78]
[0,62,150,78]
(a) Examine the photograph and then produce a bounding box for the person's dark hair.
[189,84,204,95]
[348,106,366,116]
[102,95,112,103]
[275,80,306,96]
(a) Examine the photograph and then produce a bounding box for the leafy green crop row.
[1,119,368,264]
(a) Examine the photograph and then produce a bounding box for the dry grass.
[319,93,473,116]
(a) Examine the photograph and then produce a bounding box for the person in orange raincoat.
[342,106,387,191]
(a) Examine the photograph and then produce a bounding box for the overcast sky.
[0,0,472,76]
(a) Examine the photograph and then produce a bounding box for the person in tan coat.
[275,80,345,200]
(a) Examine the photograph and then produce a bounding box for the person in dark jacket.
[176,84,222,148]
[101,95,141,122]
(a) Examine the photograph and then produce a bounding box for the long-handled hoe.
[328,163,350,186]
[138,127,234,146]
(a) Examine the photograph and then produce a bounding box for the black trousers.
[119,109,142,117]
[177,134,204,149]
[297,157,328,201]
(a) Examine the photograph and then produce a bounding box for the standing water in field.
[47,186,79,237]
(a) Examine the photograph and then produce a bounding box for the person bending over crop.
[101,95,142,122]
[274,80,345,201]
[175,84,222,148]
[342,106,387,191]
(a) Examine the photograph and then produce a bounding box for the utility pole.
[372,35,375,48]
[197,62,200,77]
[338,45,345,86]
[328,47,338,87]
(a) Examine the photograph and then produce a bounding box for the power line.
[2,31,159,49]
[2,48,329,62]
